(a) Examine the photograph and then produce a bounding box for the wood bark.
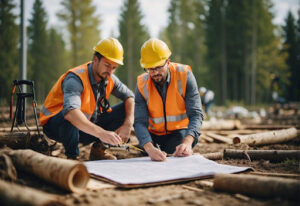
[224,149,300,162]
[0,179,65,206]
[202,120,240,130]
[8,149,89,193]
[205,132,233,144]
[233,127,297,145]
[0,126,42,132]
[0,132,31,149]
[202,152,223,160]
[213,174,300,200]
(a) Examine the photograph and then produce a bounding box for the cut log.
[205,132,233,144]
[213,174,300,200]
[0,126,42,132]
[0,179,65,206]
[250,171,300,179]
[233,127,297,145]
[0,132,31,149]
[202,152,223,160]
[8,149,89,193]
[202,120,240,130]
[224,149,300,162]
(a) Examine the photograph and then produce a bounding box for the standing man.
[199,87,214,115]
[40,38,134,160]
[134,38,203,161]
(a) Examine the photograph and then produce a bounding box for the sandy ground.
[0,107,299,206]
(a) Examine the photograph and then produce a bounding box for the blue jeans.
[43,102,126,158]
[150,129,198,154]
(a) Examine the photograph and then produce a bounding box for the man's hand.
[173,135,194,157]
[98,130,122,145]
[144,142,167,161]
[115,124,131,143]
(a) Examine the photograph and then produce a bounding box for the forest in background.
[0,0,299,106]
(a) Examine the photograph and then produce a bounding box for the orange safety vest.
[40,62,114,126]
[137,62,192,135]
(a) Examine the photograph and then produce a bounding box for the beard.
[98,72,110,80]
[151,74,165,85]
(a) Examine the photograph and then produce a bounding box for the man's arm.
[174,70,203,157]
[65,109,121,145]
[62,73,121,145]
[115,97,134,143]
[110,75,135,142]
[134,86,166,161]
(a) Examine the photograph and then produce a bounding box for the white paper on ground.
[84,154,250,185]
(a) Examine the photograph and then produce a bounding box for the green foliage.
[0,0,19,105]
[282,11,300,101]
[117,0,150,91]
[57,0,100,66]
[28,0,69,103]
[27,0,49,102]
[164,0,207,89]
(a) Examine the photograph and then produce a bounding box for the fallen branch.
[182,185,204,192]
[213,174,300,200]
[0,179,65,206]
[224,149,300,162]
[233,127,297,146]
[202,152,223,160]
[205,132,233,144]
[8,149,89,193]
[200,134,214,143]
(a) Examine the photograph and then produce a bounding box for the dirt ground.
[0,106,299,206]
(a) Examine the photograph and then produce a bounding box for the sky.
[19,0,300,39]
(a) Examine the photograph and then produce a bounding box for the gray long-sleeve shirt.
[134,67,203,147]
[61,62,134,120]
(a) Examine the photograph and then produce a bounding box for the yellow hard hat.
[140,38,171,69]
[93,38,124,65]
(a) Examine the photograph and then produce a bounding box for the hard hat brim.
[140,59,166,69]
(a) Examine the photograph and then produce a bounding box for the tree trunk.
[0,179,65,206]
[220,3,227,103]
[213,174,300,200]
[250,0,257,105]
[233,127,297,145]
[224,149,300,162]
[8,149,89,193]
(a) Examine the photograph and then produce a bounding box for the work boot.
[89,142,117,160]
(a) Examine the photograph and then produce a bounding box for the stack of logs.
[199,119,300,201]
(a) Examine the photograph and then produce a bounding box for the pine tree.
[164,0,207,90]
[27,0,49,102]
[0,0,19,105]
[206,0,227,104]
[58,0,100,66]
[283,11,300,101]
[118,0,149,91]
[46,27,69,97]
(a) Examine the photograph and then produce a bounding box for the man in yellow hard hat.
[134,38,203,161]
[40,38,134,160]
